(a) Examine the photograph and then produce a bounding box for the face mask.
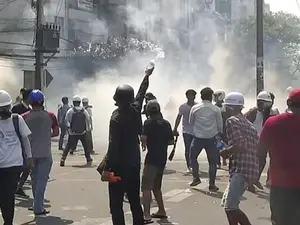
[0,110,12,120]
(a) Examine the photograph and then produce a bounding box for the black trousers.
[0,166,22,225]
[62,134,92,161]
[109,166,144,225]
[71,131,94,152]
[270,186,300,225]
[58,125,67,149]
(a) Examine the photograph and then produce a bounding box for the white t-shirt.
[0,115,31,168]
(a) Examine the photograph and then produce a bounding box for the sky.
[266,0,300,15]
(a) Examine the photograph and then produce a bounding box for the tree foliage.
[231,11,300,78]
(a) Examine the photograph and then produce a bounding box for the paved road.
[4,142,271,225]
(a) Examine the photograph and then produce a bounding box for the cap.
[288,88,300,103]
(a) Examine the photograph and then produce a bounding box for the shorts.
[221,173,247,210]
[141,164,164,191]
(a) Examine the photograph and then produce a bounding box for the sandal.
[144,218,154,224]
[34,209,50,216]
[151,213,168,219]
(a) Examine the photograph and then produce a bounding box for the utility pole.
[34,0,44,90]
[256,0,264,95]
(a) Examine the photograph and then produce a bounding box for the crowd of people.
[0,64,299,225]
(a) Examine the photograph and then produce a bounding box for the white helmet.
[0,90,12,107]
[214,90,226,102]
[82,97,89,103]
[72,95,81,102]
[257,91,272,102]
[223,92,244,106]
[286,86,293,93]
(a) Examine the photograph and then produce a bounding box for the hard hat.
[214,90,226,101]
[0,90,12,107]
[113,84,134,104]
[73,95,81,102]
[29,90,45,103]
[257,91,272,102]
[146,100,161,113]
[287,86,293,92]
[223,92,244,106]
[82,97,89,103]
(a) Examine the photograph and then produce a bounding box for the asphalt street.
[3,140,272,225]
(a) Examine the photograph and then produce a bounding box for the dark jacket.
[244,107,273,125]
[104,76,149,170]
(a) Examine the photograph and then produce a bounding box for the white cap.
[257,91,272,102]
[72,95,81,102]
[0,90,12,107]
[82,97,89,103]
[223,92,244,106]
[214,90,226,101]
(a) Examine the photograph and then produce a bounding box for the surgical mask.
[0,110,12,120]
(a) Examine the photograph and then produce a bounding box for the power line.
[0,0,18,13]
[0,41,33,47]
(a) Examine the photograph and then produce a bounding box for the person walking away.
[142,92,156,119]
[213,90,228,168]
[0,90,33,225]
[219,92,259,225]
[173,89,197,174]
[82,97,95,154]
[57,97,70,150]
[100,66,154,225]
[22,90,59,215]
[189,87,223,191]
[141,100,174,223]
[258,88,300,225]
[12,88,33,198]
[60,95,92,167]
[245,91,278,192]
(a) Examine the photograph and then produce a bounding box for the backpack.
[70,108,86,134]
[12,114,26,165]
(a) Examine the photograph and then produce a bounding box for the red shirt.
[259,113,300,188]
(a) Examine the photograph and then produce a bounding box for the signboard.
[23,70,35,89]
[77,0,93,12]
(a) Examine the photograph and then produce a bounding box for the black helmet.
[145,92,156,101]
[146,100,160,113]
[113,84,134,105]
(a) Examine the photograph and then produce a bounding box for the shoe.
[58,147,64,151]
[190,179,201,187]
[16,188,28,198]
[209,185,219,192]
[60,159,65,167]
[70,150,74,155]
[34,209,50,216]
[86,160,93,167]
[254,181,264,190]
[185,168,192,174]
[247,185,256,193]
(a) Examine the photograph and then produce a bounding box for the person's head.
[200,87,214,102]
[20,88,26,95]
[269,92,275,106]
[22,89,33,104]
[223,92,244,117]
[213,90,226,105]
[257,91,272,110]
[0,90,13,120]
[29,90,45,109]
[82,97,89,107]
[146,100,161,118]
[72,95,81,107]
[62,97,68,105]
[145,92,156,104]
[287,88,300,113]
[113,84,134,108]
[185,89,196,102]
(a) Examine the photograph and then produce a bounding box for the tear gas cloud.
[0,2,292,159]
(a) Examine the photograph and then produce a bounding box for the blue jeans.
[31,157,53,213]
[221,173,247,210]
[190,136,218,185]
[183,133,193,169]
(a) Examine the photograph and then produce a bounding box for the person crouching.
[141,100,174,223]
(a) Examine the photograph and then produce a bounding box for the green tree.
[230,11,300,79]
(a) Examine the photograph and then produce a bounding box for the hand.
[173,130,179,136]
[145,67,154,77]
[27,158,34,170]
[101,171,111,182]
